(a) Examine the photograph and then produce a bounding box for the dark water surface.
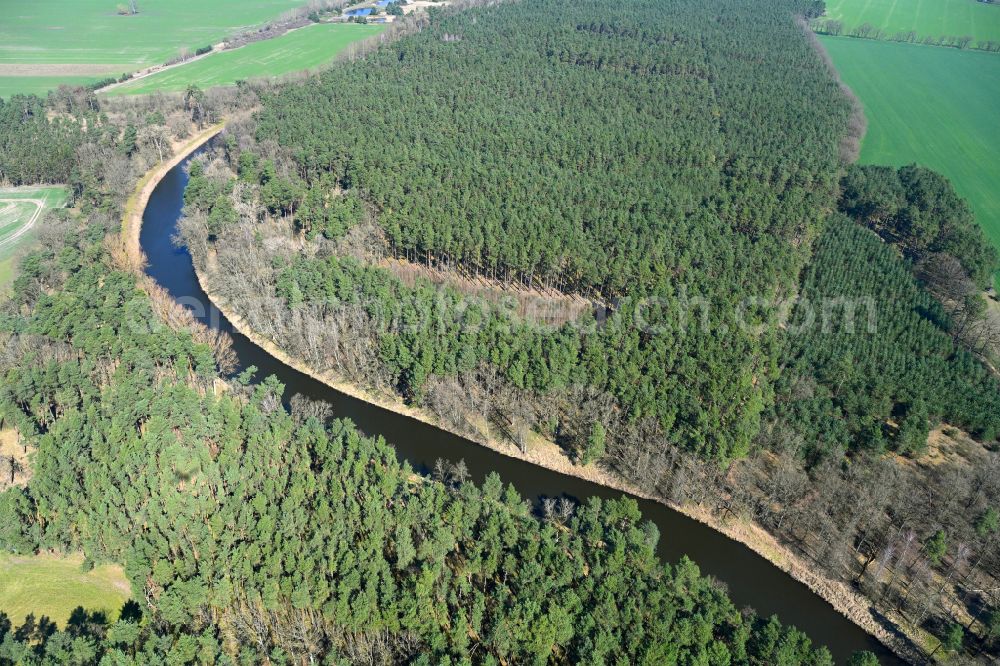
[140,154,902,665]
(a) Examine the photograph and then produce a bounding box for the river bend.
[139,152,900,665]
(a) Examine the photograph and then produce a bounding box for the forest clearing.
[0,552,131,629]
[0,186,68,288]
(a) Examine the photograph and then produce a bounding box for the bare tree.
[761,453,808,531]
[870,543,895,591]
[449,459,469,486]
[139,124,169,163]
[917,253,1000,359]
[917,253,974,303]
[226,594,272,655]
[432,458,448,483]
[0,455,24,487]
[166,111,191,141]
[230,181,262,223]
[556,497,575,522]
[541,497,557,521]
[290,394,334,426]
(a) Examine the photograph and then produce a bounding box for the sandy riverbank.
[120,123,225,267]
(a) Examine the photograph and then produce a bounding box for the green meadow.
[0,553,130,628]
[0,0,305,98]
[823,0,1000,44]
[0,0,304,64]
[108,23,385,96]
[0,186,69,288]
[0,76,104,99]
[821,36,1000,287]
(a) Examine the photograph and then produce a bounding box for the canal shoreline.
[124,135,919,665]
[121,123,226,269]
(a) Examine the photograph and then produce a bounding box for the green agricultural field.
[0,0,306,98]
[0,553,130,628]
[0,76,104,99]
[0,186,69,288]
[822,0,1000,45]
[821,36,1000,287]
[108,22,385,96]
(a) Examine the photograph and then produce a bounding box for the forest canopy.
[0,215,840,664]
[772,215,1000,461]
[839,164,999,288]
[175,0,1000,651]
[1,0,998,659]
[186,0,857,465]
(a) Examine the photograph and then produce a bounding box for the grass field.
[0,0,306,98]
[0,553,131,628]
[108,22,385,96]
[821,36,1000,287]
[0,186,69,288]
[823,0,1000,44]
[0,76,104,98]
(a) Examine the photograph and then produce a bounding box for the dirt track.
[96,43,225,94]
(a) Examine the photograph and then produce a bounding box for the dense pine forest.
[0,207,842,664]
[0,94,86,186]
[188,0,857,464]
[1,0,999,661]
[175,0,1000,658]
[252,0,848,300]
[0,18,856,664]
